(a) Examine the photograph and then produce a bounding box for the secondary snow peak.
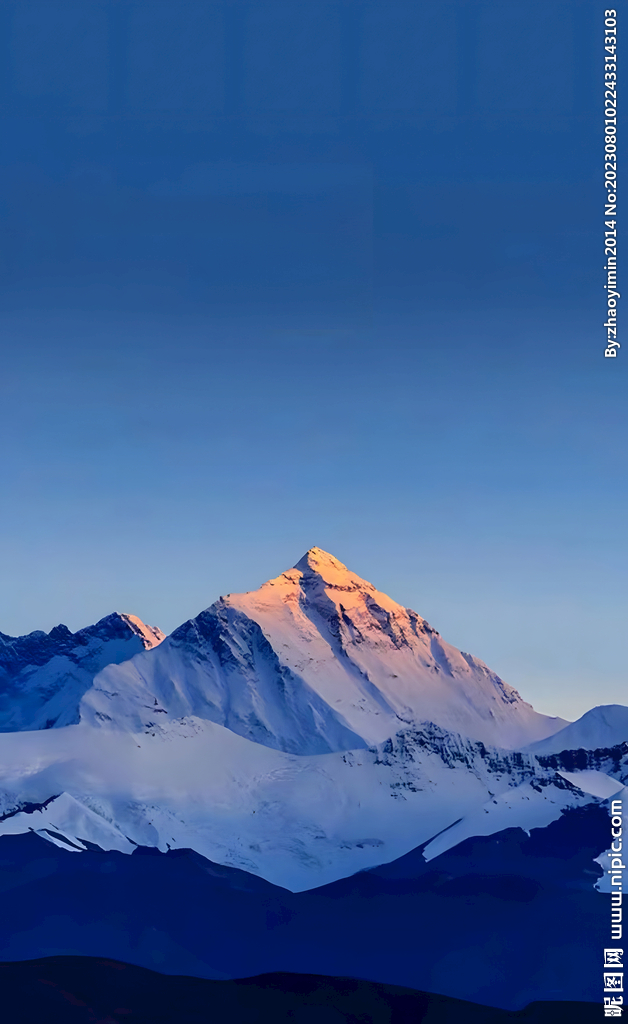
[0,613,165,733]
[116,613,165,650]
[525,704,628,755]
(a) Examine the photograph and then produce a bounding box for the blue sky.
[0,0,625,721]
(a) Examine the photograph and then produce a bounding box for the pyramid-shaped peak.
[294,547,349,574]
[292,547,376,591]
[81,612,165,649]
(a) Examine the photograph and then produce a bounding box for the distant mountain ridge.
[0,613,164,732]
[526,705,628,755]
[81,547,567,751]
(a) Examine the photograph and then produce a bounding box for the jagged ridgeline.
[0,613,164,731]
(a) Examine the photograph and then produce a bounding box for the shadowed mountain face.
[0,804,609,1011]
[0,958,600,1024]
[81,548,566,751]
[0,613,164,732]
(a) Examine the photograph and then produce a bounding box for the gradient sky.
[0,0,626,722]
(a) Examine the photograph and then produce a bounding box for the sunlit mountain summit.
[82,546,567,751]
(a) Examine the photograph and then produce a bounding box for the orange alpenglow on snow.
[82,547,567,752]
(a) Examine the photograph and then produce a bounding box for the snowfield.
[0,715,598,891]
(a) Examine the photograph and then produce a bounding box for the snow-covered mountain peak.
[526,705,628,755]
[116,613,165,650]
[0,612,165,733]
[80,612,165,650]
[293,547,376,592]
[247,547,417,635]
[82,550,567,752]
[257,547,379,603]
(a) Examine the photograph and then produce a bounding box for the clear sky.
[0,0,626,722]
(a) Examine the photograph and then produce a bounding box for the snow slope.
[0,714,595,891]
[423,772,623,861]
[0,613,164,732]
[81,548,567,751]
